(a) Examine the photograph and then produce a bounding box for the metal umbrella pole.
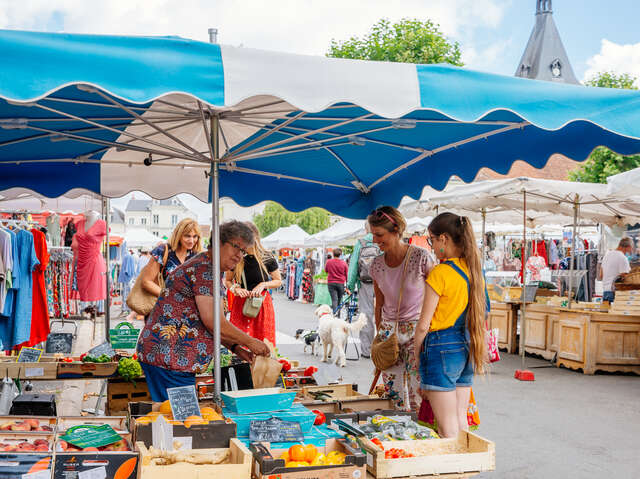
[567,197,579,309]
[481,208,487,270]
[520,190,527,369]
[103,196,111,343]
[210,114,222,401]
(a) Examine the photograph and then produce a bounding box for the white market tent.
[304,218,365,248]
[262,224,310,249]
[124,228,162,248]
[0,188,102,213]
[607,167,640,197]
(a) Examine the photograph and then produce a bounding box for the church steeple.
[516,1,579,84]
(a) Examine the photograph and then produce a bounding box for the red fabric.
[533,240,548,266]
[230,292,276,345]
[325,258,348,284]
[28,229,50,347]
[71,219,107,301]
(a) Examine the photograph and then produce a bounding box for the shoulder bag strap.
[394,245,413,328]
[241,269,248,290]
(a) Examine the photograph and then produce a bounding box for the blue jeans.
[420,327,474,392]
[603,291,615,303]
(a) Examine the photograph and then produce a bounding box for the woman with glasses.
[137,220,271,402]
[413,213,486,438]
[224,222,282,345]
[368,206,436,412]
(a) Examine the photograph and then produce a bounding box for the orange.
[184,416,208,428]
[280,450,290,462]
[167,420,184,426]
[146,411,163,417]
[135,416,153,425]
[288,445,306,462]
[199,406,216,415]
[158,400,173,415]
[303,444,317,463]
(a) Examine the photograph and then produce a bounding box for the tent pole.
[520,191,527,369]
[103,196,110,343]
[481,208,486,270]
[568,197,578,309]
[211,115,222,401]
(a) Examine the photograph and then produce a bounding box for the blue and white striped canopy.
[1,29,640,218]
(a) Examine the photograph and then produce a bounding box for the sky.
[2,0,639,221]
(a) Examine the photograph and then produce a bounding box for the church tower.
[515,0,579,84]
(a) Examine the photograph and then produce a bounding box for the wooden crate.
[362,431,495,478]
[0,357,58,380]
[136,438,252,479]
[57,361,118,378]
[57,416,129,434]
[302,384,367,401]
[107,377,152,415]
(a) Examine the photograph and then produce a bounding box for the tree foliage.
[569,72,639,183]
[327,18,463,66]
[253,201,331,238]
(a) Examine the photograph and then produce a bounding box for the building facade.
[124,198,196,238]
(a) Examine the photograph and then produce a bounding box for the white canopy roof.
[412,177,640,227]
[607,167,640,197]
[124,228,162,248]
[304,219,365,248]
[0,188,102,214]
[262,224,310,249]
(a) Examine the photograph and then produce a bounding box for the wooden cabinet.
[557,310,640,375]
[523,304,560,360]
[488,302,518,354]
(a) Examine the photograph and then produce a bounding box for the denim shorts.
[419,327,474,391]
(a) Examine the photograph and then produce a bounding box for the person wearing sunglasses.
[414,213,487,438]
[368,206,436,412]
[137,220,271,402]
[224,222,282,345]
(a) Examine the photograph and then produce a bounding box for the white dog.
[314,304,367,367]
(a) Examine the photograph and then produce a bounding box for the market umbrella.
[607,167,640,197]
[124,228,162,248]
[304,219,365,248]
[2,30,640,395]
[262,224,310,249]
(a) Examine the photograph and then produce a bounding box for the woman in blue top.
[140,218,202,299]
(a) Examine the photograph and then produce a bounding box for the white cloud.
[584,39,640,87]
[0,0,507,57]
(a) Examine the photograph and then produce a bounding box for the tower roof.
[515,0,579,84]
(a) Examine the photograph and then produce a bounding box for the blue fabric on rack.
[118,253,137,284]
[0,227,18,319]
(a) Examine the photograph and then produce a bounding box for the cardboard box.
[134,418,236,449]
[0,356,58,380]
[57,361,118,378]
[0,416,56,433]
[0,453,53,478]
[251,438,366,479]
[361,431,495,478]
[221,388,296,415]
[224,403,316,436]
[136,437,252,479]
[57,416,128,434]
[0,432,54,452]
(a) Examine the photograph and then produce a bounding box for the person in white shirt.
[598,237,633,302]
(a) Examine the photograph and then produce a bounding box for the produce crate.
[224,403,316,436]
[221,388,296,415]
[0,432,54,452]
[54,436,138,479]
[339,397,395,412]
[0,416,56,433]
[302,384,369,403]
[136,438,252,479]
[0,356,58,380]
[107,377,152,415]
[0,453,53,478]
[251,438,366,479]
[134,417,236,449]
[57,361,118,378]
[296,399,341,414]
[57,416,128,434]
[357,409,418,422]
[362,431,495,478]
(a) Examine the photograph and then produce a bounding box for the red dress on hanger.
[27,229,50,346]
[71,219,107,301]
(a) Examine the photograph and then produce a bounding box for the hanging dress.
[23,229,50,347]
[71,219,107,301]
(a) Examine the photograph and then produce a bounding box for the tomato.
[304,366,318,377]
[278,359,291,372]
[311,410,326,425]
[303,444,317,462]
[289,444,306,462]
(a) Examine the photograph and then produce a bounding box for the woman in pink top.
[325,248,348,313]
[369,206,435,412]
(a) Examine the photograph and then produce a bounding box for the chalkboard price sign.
[16,347,43,363]
[46,333,73,354]
[249,418,303,443]
[167,385,201,422]
[88,342,116,359]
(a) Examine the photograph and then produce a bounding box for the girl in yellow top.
[414,213,486,438]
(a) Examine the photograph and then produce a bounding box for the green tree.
[253,201,330,237]
[569,72,639,183]
[327,18,463,66]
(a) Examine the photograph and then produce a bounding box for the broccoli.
[118,357,142,383]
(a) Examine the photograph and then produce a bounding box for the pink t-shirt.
[370,246,435,322]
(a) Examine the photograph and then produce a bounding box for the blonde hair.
[429,212,487,374]
[168,218,203,253]
[233,222,273,284]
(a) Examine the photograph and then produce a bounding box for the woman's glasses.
[370,208,398,226]
[227,241,248,256]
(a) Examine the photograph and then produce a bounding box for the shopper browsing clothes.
[368,206,435,412]
[225,222,282,345]
[599,237,633,303]
[325,248,349,313]
[347,223,381,358]
[414,213,486,438]
[137,221,270,402]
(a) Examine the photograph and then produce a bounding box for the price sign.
[45,333,73,354]
[60,424,121,449]
[16,347,42,363]
[249,418,303,443]
[167,385,201,422]
[88,342,116,359]
[109,322,141,350]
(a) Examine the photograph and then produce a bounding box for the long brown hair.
[233,222,272,283]
[429,212,486,373]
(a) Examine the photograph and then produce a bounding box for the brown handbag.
[126,245,169,316]
[371,246,412,371]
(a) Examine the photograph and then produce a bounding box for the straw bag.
[371,246,412,371]
[126,246,169,316]
[241,269,265,318]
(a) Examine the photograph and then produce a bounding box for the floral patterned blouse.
[137,252,214,373]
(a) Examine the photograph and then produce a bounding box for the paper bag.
[250,339,282,388]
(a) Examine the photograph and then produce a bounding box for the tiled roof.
[475,154,581,181]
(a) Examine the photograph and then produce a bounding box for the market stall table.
[487,302,520,354]
[523,303,561,361]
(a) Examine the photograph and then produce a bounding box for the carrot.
[114,457,138,479]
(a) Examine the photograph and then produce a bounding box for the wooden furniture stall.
[557,309,640,375]
[487,302,519,353]
[523,304,561,360]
